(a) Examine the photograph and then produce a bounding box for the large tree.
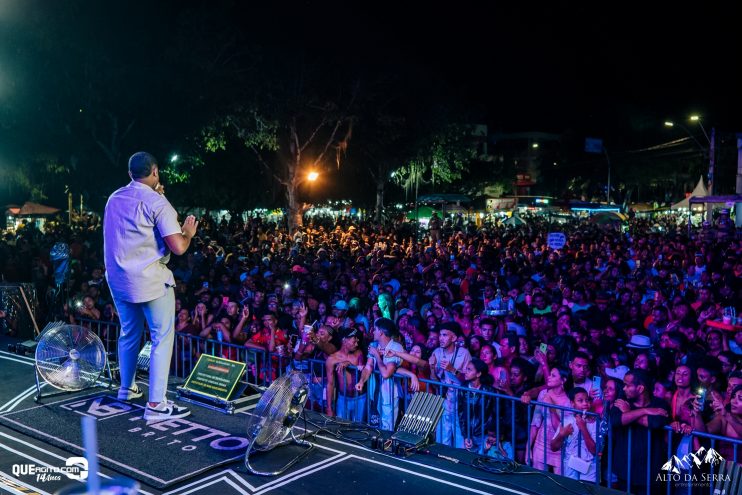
[202,57,357,232]
[391,123,477,201]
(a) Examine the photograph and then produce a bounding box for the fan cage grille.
[35,325,106,391]
[246,372,309,451]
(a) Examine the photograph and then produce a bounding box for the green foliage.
[203,112,280,156]
[202,125,228,153]
[234,113,280,152]
[1,154,71,202]
[391,124,476,194]
[160,155,205,184]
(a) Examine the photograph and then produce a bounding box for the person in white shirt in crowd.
[430,321,472,447]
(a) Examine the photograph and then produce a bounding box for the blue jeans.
[336,394,367,423]
[437,404,465,448]
[113,286,175,404]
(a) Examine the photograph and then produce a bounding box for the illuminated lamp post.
[665,116,715,220]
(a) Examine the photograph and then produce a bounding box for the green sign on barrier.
[182,354,246,401]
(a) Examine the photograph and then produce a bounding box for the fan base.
[244,430,315,476]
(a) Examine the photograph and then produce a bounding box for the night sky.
[1,1,740,207]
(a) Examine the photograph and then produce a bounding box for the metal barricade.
[66,321,742,494]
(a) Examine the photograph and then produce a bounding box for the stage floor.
[0,336,622,495]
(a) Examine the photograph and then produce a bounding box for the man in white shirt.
[430,321,471,447]
[104,152,198,421]
[355,317,403,430]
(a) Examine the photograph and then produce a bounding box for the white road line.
[0,431,154,494]
[296,427,531,495]
[170,475,248,495]
[250,451,348,492]
[161,470,247,495]
[0,355,35,367]
[0,416,168,485]
[0,391,105,416]
[221,476,250,495]
[349,454,529,495]
[0,386,38,413]
[0,470,53,495]
[252,454,350,495]
[222,469,258,492]
[0,445,88,492]
[0,351,35,363]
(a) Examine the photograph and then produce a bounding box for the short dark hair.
[572,351,591,363]
[502,333,519,351]
[568,386,588,402]
[374,317,398,338]
[128,151,158,179]
[480,318,497,329]
[626,368,652,391]
[439,320,462,337]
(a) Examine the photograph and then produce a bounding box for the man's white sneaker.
[143,401,191,421]
[117,385,143,401]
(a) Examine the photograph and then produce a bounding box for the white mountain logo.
[660,447,724,473]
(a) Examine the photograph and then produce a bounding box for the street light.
[307,171,318,182]
[663,121,705,151]
[686,116,715,202]
[689,115,711,145]
[666,115,716,220]
[170,154,179,163]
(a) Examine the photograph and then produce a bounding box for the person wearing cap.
[430,321,472,448]
[625,334,653,351]
[333,299,349,321]
[325,327,366,421]
[104,151,197,421]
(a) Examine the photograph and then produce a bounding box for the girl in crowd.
[694,385,742,461]
[508,357,534,462]
[176,308,198,335]
[529,368,571,474]
[192,302,214,334]
[454,300,475,337]
[316,301,329,325]
[551,387,598,482]
[467,335,485,358]
[459,358,495,452]
[705,329,726,358]
[480,344,498,379]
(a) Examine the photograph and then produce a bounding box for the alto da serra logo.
[660,446,724,474]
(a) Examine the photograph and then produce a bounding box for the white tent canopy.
[671,176,708,210]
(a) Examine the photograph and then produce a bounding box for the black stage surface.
[0,336,624,495]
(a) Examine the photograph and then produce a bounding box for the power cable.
[300,413,597,495]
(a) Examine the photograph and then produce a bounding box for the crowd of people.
[2,210,741,491]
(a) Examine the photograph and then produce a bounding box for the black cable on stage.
[300,415,596,495]
[300,413,381,448]
[415,450,597,495]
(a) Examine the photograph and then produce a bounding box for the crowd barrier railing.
[71,320,742,494]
